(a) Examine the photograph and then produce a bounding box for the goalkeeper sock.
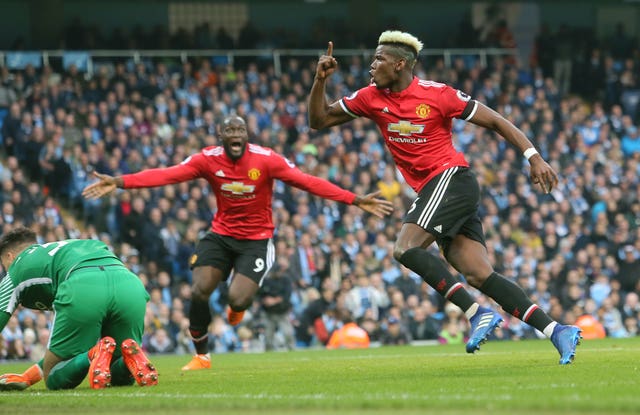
[46,352,91,390]
[109,357,135,386]
[21,362,44,386]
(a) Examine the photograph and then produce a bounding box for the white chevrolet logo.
[221,182,255,194]
[387,121,424,136]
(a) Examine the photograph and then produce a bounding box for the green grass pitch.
[1,337,639,415]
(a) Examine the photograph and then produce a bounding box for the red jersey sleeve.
[339,85,375,118]
[269,153,356,204]
[122,153,203,188]
[438,85,473,119]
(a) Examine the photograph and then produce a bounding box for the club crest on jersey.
[415,103,430,118]
[221,181,256,194]
[248,168,261,180]
[387,120,425,136]
[190,254,198,266]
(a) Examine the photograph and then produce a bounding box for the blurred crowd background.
[1,6,640,361]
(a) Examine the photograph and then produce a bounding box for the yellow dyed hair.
[378,30,424,56]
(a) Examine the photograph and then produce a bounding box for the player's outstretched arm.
[82,171,124,199]
[352,191,394,218]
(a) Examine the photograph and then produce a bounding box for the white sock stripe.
[523,305,538,321]
[444,282,462,299]
[192,333,208,342]
[417,167,458,228]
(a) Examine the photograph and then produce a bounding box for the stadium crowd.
[1,21,640,361]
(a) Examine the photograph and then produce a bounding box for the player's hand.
[528,155,558,194]
[82,171,120,199]
[315,41,338,81]
[353,191,394,218]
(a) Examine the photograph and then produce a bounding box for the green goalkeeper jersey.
[0,239,121,316]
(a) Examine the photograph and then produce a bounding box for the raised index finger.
[326,41,333,56]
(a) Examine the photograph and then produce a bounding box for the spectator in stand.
[344,271,390,321]
[438,304,467,345]
[297,282,336,347]
[621,127,640,157]
[146,327,175,354]
[408,299,442,341]
[380,316,412,346]
[258,259,295,351]
[1,316,25,359]
[326,308,370,349]
[616,245,640,295]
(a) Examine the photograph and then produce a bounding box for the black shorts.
[190,231,275,285]
[405,167,486,256]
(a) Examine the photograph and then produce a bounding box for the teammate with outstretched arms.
[308,31,581,364]
[83,114,393,370]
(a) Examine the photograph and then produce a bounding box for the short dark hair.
[0,227,37,258]
[379,43,418,67]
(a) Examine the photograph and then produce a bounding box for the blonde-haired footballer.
[308,30,582,364]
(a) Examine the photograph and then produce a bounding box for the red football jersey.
[340,77,476,192]
[122,143,356,240]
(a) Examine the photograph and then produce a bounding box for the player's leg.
[394,223,502,352]
[394,223,478,312]
[189,233,231,350]
[394,167,504,353]
[190,265,226,347]
[181,264,225,370]
[44,270,110,389]
[227,273,261,311]
[226,238,275,326]
[182,233,231,370]
[393,168,480,318]
[447,235,581,363]
[105,267,156,386]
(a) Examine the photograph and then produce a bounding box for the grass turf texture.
[1,337,639,415]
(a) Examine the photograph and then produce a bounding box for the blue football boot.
[551,324,582,365]
[466,307,503,353]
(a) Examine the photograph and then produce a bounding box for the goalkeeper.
[0,226,158,390]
